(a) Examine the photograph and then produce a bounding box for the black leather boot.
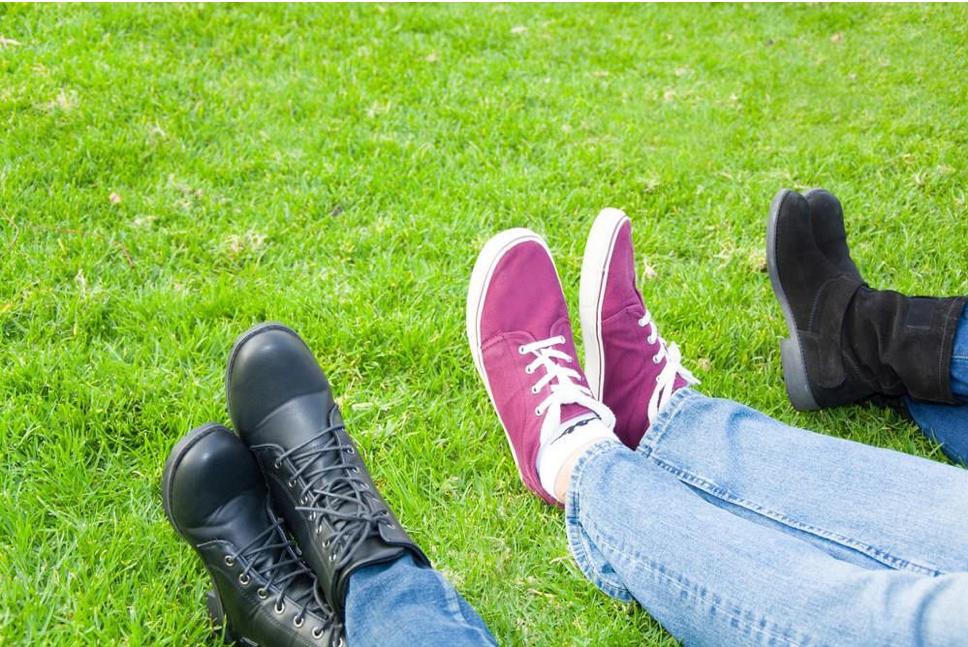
[162,423,343,646]
[767,189,967,410]
[225,323,430,616]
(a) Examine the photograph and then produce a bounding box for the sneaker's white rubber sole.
[578,208,630,400]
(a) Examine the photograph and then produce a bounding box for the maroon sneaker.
[467,229,615,506]
[579,209,697,448]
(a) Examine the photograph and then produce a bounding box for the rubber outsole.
[578,208,629,399]
[766,189,820,411]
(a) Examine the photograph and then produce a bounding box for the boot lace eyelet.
[344,447,354,454]
[238,573,250,586]
[293,616,304,628]
[274,460,281,469]
[312,626,324,639]
[257,588,268,600]
[274,602,286,615]
[288,478,296,488]
[329,553,336,562]
[352,467,360,473]
[224,556,235,566]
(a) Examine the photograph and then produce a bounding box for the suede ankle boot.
[767,188,967,410]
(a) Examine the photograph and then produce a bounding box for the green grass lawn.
[2,4,967,645]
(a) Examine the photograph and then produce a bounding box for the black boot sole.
[206,589,252,645]
[767,188,820,411]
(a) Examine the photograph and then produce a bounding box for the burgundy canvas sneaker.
[467,229,614,506]
[579,209,697,448]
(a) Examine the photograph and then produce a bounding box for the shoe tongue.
[214,496,313,589]
[560,403,596,424]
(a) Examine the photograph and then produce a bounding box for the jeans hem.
[565,439,634,602]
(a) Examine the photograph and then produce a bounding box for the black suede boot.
[162,423,343,646]
[767,189,967,410]
[803,188,863,281]
[225,323,430,616]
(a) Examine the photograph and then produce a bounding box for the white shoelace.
[638,310,699,422]
[519,336,615,445]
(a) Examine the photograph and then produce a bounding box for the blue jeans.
[344,553,497,647]
[907,307,968,465]
[567,388,968,646]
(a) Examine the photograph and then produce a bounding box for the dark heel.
[206,589,241,644]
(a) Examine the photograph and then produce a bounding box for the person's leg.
[344,553,497,647]
[635,388,968,574]
[907,306,968,465]
[565,416,968,646]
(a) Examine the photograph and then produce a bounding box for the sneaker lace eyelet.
[257,588,268,600]
[312,626,324,639]
[530,386,538,395]
[294,616,304,628]
[238,573,250,586]
[534,407,541,416]
[224,555,235,566]
[274,602,286,615]
[288,479,296,488]
[329,553,336,562]
[525,366,533,374]
[273,460,282,469]
[653,355,661,364]
[518,345,526,354]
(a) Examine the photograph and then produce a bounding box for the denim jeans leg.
[565,395,968,647]
[344,553,497,647]
[638,389,968,573]
[907,305,968,465]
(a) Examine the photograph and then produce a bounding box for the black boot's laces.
[275,421,392,571]
[227,509,339,639]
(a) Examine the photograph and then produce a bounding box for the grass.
[1,4,967,645]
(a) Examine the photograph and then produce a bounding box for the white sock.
[536,413,618,500]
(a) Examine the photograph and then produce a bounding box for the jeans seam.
[587,527,816,647]
[566,441,635,601]
[645,456,943,576]
[433,569,497,645]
